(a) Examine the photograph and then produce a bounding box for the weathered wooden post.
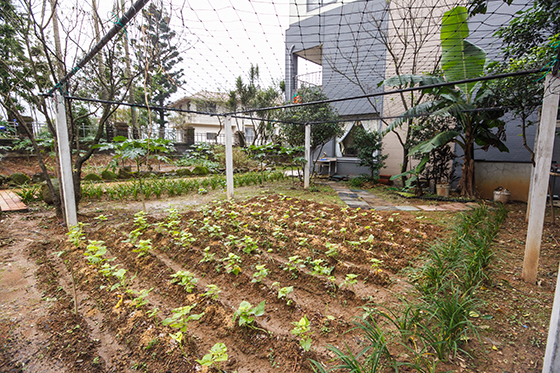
[225,116,234,200]
[304,123,310,189]
[54,92,78,228]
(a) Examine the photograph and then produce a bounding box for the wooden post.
[225,116,234,200]
[54,92,78,228]
[544,260,560,372]
[304,123,310,189]
[522,75,560,284]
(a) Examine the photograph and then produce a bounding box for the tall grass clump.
[311,204,507,372]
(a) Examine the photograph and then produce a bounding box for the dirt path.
[0,211,65,373]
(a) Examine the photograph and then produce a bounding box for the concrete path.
[325,181,479,212]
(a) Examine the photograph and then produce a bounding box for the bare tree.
[323,0,448,182]
[0,0,136,220]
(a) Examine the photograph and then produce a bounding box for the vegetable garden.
[2,186,557,373]
[34,192,443,372]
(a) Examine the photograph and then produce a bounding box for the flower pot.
[493,189,511,203]
[436,183,450,197]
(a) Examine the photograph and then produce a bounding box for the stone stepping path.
[325,182,477,212]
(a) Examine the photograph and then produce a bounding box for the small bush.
[84,173,102,182]
[101,170,118,180]
[192,166,210,176]
[175,168,192,177]
[9,172,30,186]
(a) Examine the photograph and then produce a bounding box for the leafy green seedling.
[291,315,312,351]
[370,258,383,272]
[278,286,294,306]
[202,284,221,300]
[340,274,359,289]
[67,222,87,248]
[177,231,195,249]
[163,304,205,332]
[84,240,108,266]
[232,300,265,329]
[200,246,216,263]
[94,214,108,221]
[132,239,152,258]
[128,288,153,308]
[133,211,148,230]
[196,342,228,369]
[325,242,339,257]
[222,253,242,275]
[169,331,187,357]
[170,270,198,293]
[252,264,269,283]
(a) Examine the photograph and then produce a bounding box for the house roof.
[169,91,228,108]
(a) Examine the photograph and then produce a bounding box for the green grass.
[311,204,508,372]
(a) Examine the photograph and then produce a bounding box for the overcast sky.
[55,0,296,99]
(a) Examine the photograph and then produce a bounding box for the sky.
[56,0,295,99]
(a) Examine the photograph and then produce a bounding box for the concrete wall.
[475,161,532,201]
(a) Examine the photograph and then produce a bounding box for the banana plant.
[385,6,508,198]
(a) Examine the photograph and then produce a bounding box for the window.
[307,0,336,12]
[340,122,364,157]
[207,132,217,140]
[244,127,254,144]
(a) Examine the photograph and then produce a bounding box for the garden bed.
[1,193,557,372]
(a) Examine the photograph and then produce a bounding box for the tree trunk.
[158,106,165,139]
[459,138,477,198]
[120,0,138,139]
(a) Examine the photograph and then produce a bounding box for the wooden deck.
[0,190,28,212]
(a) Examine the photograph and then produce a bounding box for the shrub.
[9,172,30,186]
[84,173,102,182]
[192,166,210,176]
[101,170,118,180]
[175,168,192,177]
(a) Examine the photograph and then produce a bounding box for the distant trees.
[277,86,342,166]
[135,2,185,139]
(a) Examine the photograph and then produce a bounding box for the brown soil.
[1,179,558,372]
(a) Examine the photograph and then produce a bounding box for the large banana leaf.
[409,130,460,156]
[383,74,445,88]
[383,100,442,135]
[441,6,486,96]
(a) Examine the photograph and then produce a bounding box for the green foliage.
[67,223,87,248]
[132,239,152,258]
[312,205,506,369]
[162,304,205,332]
[340,274,358,289]
[196,342,228,369]
[277,286,294,306]
[84,240,108,266]
[386,6,507,197]
[352,126,387,179]
[96,137,175,173]
[232,300,265,328]
[291,315,312,352]
[128,288,153,309]
[170,270,198,293]
[202,284,221,300]
[251,264,269,283]
[222,253,242,275]
[278,86,342,153]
